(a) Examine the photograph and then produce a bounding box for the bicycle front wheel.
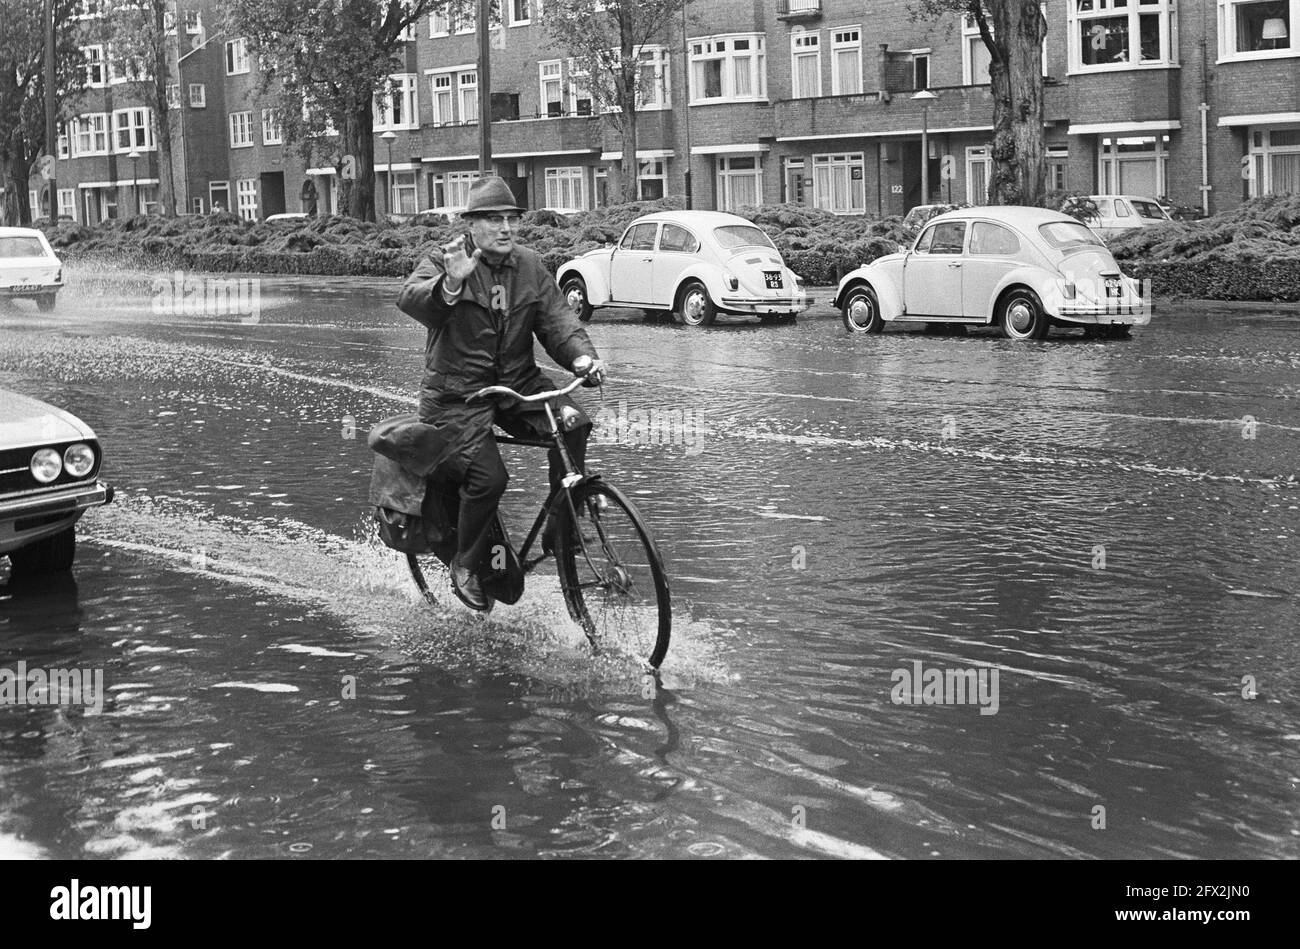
[557,480,671,668]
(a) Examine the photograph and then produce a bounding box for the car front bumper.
[0,480,113,555]
[0,284,61,296]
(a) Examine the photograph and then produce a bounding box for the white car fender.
[669,261,730,307]
[556,252,615,306]
[982,266,1062,322]
[835,264,904,320]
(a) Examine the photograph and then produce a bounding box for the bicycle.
[404,370,672,669]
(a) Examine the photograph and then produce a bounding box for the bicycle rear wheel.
[557,480,671,668]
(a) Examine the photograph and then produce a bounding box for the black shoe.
[450,559,489,611]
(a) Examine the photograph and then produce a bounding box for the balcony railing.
[776,0,822,20]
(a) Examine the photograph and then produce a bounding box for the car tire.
[8,525,76,575]
[999,288,1049,341]
[561,276,593,323]
[675,280,716,327]
[841,283,884,333]
[36,294,56,313]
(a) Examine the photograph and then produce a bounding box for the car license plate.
[764,271,783,290]
[1105,278,1121,298]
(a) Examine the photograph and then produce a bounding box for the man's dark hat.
[463,175,526,216]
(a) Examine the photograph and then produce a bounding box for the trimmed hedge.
[1126,259,1300,302]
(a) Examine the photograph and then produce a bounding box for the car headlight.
[30,448,62,483]
[64,443,96,478]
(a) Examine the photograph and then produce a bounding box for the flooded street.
[2,265,1298,859]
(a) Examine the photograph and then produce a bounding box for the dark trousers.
[457,424,588,568]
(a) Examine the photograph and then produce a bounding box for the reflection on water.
[0,268,1298,858]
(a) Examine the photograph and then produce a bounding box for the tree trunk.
[342,99,376,221]
[987,0,1045,206]
[151,6,176,215]
[6,151,34,226]
[622,52,639,201]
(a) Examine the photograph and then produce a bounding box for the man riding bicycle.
[396,175,605,611]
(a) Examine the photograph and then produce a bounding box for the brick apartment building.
[43,0,1300,225]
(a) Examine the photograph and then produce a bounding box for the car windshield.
[0,236,49,258]
[1131,200,1166,220]
[1037,221,1104,250]
[713,225,775,250]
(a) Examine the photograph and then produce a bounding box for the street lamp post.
[380,130,397,219]
[127,149,141,217]
[911,90,938,208]
[681,0,692,209]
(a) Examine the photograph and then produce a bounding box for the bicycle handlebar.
[468,374,588,405]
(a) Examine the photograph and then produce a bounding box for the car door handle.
[642,256,653,262]
[947,262,962,268]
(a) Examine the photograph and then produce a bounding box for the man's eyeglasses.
[483,214,522,227]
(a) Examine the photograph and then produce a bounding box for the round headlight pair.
[29,443,95,484]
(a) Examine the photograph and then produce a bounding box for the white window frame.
[57,124,69,159]
[459,70,479,124]
[229,110,254,148]
[509,0,530,26]
[166,83,180,109]
[716,154,763,210]
[396,0,417,41]
[962,10,1050,84]
[226,37,250,76]
[83,45,105,87]
[790,31,822,99]
[913,51,931,90]
[1218,0,1300,61]
[429,71,456,124]
[262,109,282,145]
[444,170,481,207]
[1246,125,1300,196]
[58,188,76,221]
[1098,134,1170,196]
[236,179,258,221]
[812,152,866,213]
[75,0,103,20]
[966,145,992,203]
[1046,143,1069,191]
[112,107,155,152]
[107,46,149,85]
[1068,0,1177,73]
[638,159,668,200]
[430,9,450,36]
[830,28,862,96]
[189,83,206,108]
[73,113,109,157]
[635,46,671,110]
[184,9,202,34]
[208,180,230,213]
[545,166,588,210]
[29,190,40,222]
[566,59,592,115]
[374,73,419,131]
[539,60,563,117]
[688,33,767,104]
[392,170,418,214]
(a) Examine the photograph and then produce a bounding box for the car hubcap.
[1009,302,1033,333]
[566,287,583,313]
[685,292,704,321]
[849,297,872,327]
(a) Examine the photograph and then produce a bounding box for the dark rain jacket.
[389,242,599,483]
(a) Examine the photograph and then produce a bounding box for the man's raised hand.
[442,234,481,286]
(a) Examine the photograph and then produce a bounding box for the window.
[969,221,1021,255]
[396,0,417,40]
[539,60,563,116]
[75,0,103,19]
[716,155,762,209]
[113,108,154,152]
[375,74,418,130]
[444,170,481,206]
[164,2,176,34]
[430,9,449,35]
[659,223,699,253]
[1070,0,1175,71]
[73,114,109,156]
[639,159,667,199]
[392,171,418,214]
[964,10,1051,83]
[1047,144,1068,191]
[966,146,991,203]
[919,221,967,254]
[226,38,249,75]
[236,179,257,220]
[57,125,69,159]
[262,109,282,144]
[191,196,205,214]
[1219,0,1298,58]
[812,153,866,213]
[29,190,39,222]
[510,0,529,25]
[914,53,930,90]
[831,29,862,95]
[689,34,766,103]
[621,222,658,250]
[83,45,105,87]
[184,9,201,34]
[459,71,479,124]
[166,83,180,109]
[635,47,671,110]
[189,83,207,108]
[229,111,254,148]
[430,72,456,124]
[791,32,821,99]
[209,181,230,213]
[566,60,592,115]
[1246,126,1300,196]
[1099,135,1169,195]
[107,46,149,84]
[545,166,587,209]
[58,189,75,220]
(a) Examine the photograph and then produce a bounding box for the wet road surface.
[1,264,1298,858]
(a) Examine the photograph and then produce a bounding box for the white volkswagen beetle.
[556,210,811,326]
[833,206,1152,340]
